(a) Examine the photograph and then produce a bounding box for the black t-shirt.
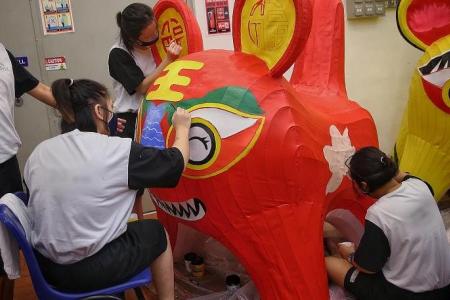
[6,50,39,97]
[128,142,184,190]
[108,48,145,95]
[354,220,390,273]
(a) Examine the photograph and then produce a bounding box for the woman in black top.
[26,78,190,299]
[109,3,181,139]
[325,147,450,300]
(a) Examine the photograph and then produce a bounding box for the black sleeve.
[403,174,434,196]
[354,220,390,273]
[7,50,39,98]
[128,142,185,190]
[108,48,145,95]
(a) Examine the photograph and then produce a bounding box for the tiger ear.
[397,0,450,51]
[232,0,312,77]
[151,0,203,64]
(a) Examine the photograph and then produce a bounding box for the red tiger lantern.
[136,0,378,298]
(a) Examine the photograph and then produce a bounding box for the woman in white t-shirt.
[326,147,450,300]
[109,3,181,139]
[25,78,190,299]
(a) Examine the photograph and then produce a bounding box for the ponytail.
[52,79,109,133]
[52,78,75,124]
[116,11,122,28]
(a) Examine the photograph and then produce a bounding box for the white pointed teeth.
[153,197,206,221]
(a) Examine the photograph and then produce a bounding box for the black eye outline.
[188,122,217,166]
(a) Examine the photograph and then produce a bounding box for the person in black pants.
[109,3,181,139]
[26,78,190,298]
[0,42,55,299]
[326,147,450,300]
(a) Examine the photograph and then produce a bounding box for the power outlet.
[375,1,385,15]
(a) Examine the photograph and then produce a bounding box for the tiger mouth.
[419,50,450,88]
[152,196,206,221]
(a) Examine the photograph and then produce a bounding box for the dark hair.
[116,3,155,52]
[348,147,398,193]
[52,79,109,133]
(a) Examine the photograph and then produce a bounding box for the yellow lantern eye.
[163,86,265,179]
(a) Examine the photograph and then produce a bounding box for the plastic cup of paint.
[225,274,241,291]
[184,252,197,273]
[191,256,205,278]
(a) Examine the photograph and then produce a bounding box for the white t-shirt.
[0,43,21,163]
[108,40,156,113]
[366,178,450,292]
[24,130,137,264]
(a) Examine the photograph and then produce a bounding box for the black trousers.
[36,220,167,292]
[0,155,23,198]
[345,267,450,300]
[115,112,137,139]
[115,112,144,197]
[0,155,23,275]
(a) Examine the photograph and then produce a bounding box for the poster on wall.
[205,0,231,34]
[44,56,67,71]
[39,0,75,35]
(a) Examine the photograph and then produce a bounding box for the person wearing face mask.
[109,2,182,139]
[325,147,450,300]
[109,2,182,220]
[24,78,191,299]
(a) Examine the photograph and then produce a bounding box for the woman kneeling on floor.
[326,147,450,300]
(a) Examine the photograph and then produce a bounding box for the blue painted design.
[141,103,167,149]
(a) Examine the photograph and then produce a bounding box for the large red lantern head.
[136,0,378,298]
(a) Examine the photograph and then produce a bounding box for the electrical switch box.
[385,0,398,8]
[347,0,386,19]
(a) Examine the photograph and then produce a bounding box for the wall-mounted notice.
[39,0,75,35]
[16,57,29,67]
[45,56,67,71]
[205,0,231,34]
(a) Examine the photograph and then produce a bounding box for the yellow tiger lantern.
[395,0,450,200]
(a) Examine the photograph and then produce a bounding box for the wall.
[189,1,422,152]
[0,0,52,174]
[344,8,421,152]
[1,0,158,165]
[0,0,157,212]
[0,0,422,198]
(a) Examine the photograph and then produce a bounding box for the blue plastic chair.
[14,191,28,205]
[0,193,152,300]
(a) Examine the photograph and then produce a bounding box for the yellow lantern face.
[417,37,450,114]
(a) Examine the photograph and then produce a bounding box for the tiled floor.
[10,212,159,300]
[13,252,157,300]
[7,204,450,300]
